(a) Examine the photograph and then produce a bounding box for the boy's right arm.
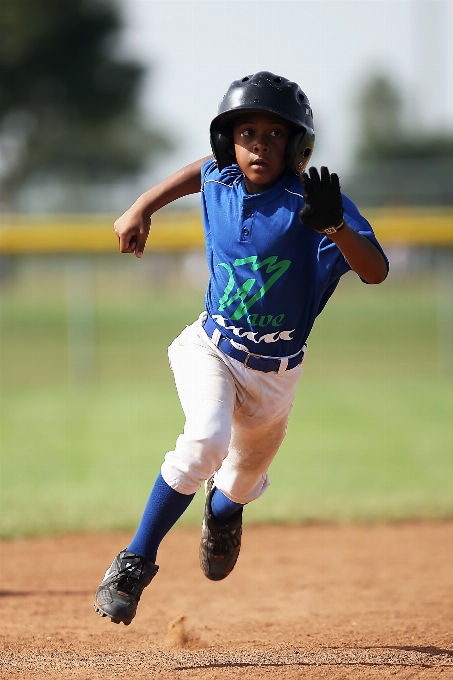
[114,156,212,258]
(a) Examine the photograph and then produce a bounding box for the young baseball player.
[94,71,388,626]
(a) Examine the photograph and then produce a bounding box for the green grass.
[0,260,452,537]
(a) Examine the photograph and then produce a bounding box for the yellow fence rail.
[0,208,452,254]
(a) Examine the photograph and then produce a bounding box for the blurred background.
[0,0,452,538]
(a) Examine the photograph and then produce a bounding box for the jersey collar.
[238,168,293,207]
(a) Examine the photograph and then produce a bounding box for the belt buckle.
[244,352,264,370]
[244,352,280,373]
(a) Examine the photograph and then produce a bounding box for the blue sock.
[210,487,244,522]
[127,473,195,563]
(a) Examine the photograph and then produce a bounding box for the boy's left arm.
[299,166,388,284]
[326,223,388,284]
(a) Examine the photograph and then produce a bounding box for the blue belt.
[202,316,305,374]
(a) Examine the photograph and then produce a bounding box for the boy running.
[94,71,388,626]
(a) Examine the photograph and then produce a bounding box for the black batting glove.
[299,166,344,235]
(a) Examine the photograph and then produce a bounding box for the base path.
[1,522,452,679]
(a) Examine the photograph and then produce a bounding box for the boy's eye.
[238,127,287,138]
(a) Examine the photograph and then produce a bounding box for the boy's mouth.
[250,158,269,169]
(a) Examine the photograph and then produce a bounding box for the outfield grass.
[0,258,452,537]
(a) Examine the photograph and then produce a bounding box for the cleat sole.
[94,602,132,626]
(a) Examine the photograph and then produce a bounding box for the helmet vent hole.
[274,77,282,83]
[298,93,305,102]
[242,77,250,82]
[303,147,311,158]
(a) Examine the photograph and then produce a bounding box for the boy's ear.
[229,147,235,156]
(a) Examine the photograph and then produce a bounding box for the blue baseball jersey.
[201,159,388,358]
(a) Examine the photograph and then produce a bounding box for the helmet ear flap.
[286,129,315,175]
[210,130,235,171]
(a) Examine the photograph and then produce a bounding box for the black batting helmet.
[210,71,315,174]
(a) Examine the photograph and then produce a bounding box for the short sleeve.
[201,158,218,184]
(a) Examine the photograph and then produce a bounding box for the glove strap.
[322,221,345,235]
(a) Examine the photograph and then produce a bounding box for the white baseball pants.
[160,314,304,504]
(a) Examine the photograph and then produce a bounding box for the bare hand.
[113,208,151,258]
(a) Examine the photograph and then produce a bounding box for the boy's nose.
[253,136,269,151]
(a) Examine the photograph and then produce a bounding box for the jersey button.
[242,227,249,235]
[243,210,252,217]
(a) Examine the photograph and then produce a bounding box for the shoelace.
[111,557,145,594]
[212,528,240,556]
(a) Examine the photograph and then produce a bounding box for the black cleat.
[199,477,243,581]
[93,549,158,625]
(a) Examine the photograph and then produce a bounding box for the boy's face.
[232,112,291,193]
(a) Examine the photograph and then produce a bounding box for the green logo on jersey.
[218,255,291,321]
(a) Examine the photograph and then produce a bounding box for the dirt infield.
[1,522,452,679]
